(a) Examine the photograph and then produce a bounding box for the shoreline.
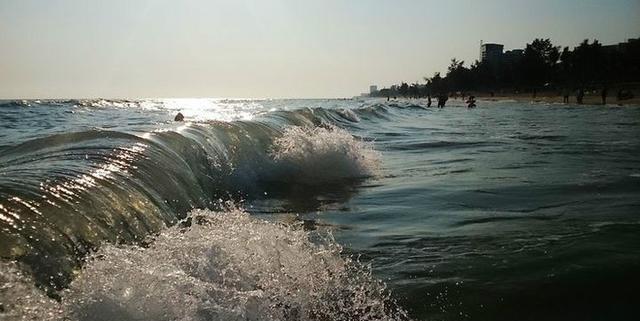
[475,93,640,106]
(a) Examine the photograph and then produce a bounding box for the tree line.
[373,37,640,98]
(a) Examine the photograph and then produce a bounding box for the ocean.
[1,98,639,321]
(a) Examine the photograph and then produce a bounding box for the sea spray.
[1,207,409,321]
[0,261,61,321]
[270,126,380,183]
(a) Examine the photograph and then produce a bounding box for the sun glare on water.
[161,98,263,122]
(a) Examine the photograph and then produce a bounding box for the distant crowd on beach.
[560,87,637,105]
[384,92,477,108]
[380,86,636,107]
[562,87,604,105]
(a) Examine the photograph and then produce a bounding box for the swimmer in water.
[466,96,477,108]
[174,112,185,121]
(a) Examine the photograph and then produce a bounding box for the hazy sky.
[1,0,638,98]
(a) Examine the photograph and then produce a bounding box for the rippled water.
[1,98,639,320]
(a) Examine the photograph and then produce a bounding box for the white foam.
[1,208,407,321]
[270,126,380,183]
[0,262,61,321]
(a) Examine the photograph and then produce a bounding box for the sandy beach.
[476,91,640,106]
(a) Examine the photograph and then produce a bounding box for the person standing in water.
[466,96,477,108]
[437,94,448,108]
[427,94,432,107]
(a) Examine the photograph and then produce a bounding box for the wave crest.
[270,126,380,183]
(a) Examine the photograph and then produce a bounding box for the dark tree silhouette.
[370,37,639,99]
[446,58,472,93]
[573,39,605,85]
[520,38,560,87]
[409,83,420,98]
[399,82,409,97]
[425,72,445,94]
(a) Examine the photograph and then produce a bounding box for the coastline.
[475,92,640,106]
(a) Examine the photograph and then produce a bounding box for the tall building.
[480,43,504,63]
[503,49,524,65]
[479,42,523,68]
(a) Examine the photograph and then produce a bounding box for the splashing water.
[270,126,380,184]
[0,262,61,320]
[1,207,408,321]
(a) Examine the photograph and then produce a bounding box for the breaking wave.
[0,208,408,321]
[0,106,381,296]
[270,126,380,183]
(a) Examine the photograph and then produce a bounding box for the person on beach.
[601,87,608,105]
[562,89,570,104]
[427,94,432,107]
[576,88,584,104]
[174,112,185,121]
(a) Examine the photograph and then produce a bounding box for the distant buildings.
[480,43,504,63]
[361,85,378,97]
[503,49,524,65]
[480,42,523,67]
[362,85,379,97]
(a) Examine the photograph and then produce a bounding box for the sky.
[1,0,638,98]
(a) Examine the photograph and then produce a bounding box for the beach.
[475,89,640,106]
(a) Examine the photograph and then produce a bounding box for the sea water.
[1,98,639,320]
